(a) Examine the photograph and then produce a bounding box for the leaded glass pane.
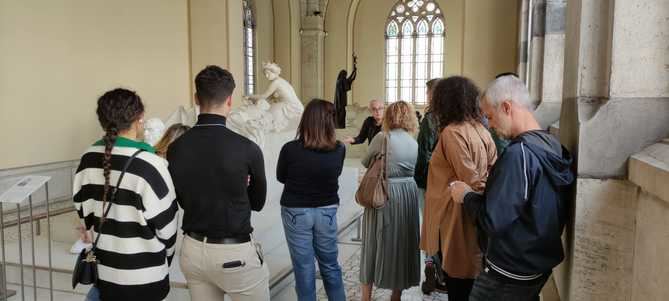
[387,37,399,54]
[417,20,428,35]
[431,62,442,78]
[416,36,428,55]
[415,86,426,104]
[387,22,399,37]
[387,86,398,103]
[401,87,412,102]
[385,0,445,106]
[402,21,413,35]
[431,36,443,53]
[387,63,398,80]
[415,61,427,80]
[433,19,444,34]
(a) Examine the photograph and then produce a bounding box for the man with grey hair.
[343,99,384,145]
[449,75,574,301]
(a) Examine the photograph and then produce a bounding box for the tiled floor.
[273,225,449,301]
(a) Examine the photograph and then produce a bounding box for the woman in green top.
[415,78,449,295]
[414,78,441,195]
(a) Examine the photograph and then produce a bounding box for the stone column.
[300,15,325,103]
[556,0,669,300]
[532,0,567,128]
[528,0,546,107]
[517,0,530,81]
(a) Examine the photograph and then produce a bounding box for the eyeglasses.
[370,107,384,112]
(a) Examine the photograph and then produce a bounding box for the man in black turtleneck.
[167,65,269,300]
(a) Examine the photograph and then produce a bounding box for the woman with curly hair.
[359,101,420,301]
[73,88,178,301]
[419,76,497,301]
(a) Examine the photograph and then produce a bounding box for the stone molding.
[629,140,669,202]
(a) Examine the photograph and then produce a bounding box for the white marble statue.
[228,62,304,147]
[143,118,166,146]
[165,105,199,128]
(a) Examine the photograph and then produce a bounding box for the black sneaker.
[421,262,437,295]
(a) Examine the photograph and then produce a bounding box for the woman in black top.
[343,99,384,145]
[277,99,346,301]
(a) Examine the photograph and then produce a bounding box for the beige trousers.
[180,235,270,301]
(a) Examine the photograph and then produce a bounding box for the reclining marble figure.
[228,62,304,147]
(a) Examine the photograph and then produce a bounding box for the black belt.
[186,232,251,244]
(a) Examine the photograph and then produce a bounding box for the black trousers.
[444,275,474,301]
[469,268,548,301]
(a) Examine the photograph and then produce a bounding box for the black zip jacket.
[464,130,574,277]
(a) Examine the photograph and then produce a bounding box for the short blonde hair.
[382,101,417,133]
[154,123,190,157]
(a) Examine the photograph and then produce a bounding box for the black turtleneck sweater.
[167,114,267,238]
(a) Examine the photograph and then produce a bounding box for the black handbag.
[72,149,143,289]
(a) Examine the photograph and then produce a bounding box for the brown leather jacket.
[420,120,497,279]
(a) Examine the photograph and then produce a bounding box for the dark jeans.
[469,268,549,301]
[444,275,473,301]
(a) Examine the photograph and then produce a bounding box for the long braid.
[101,127,118,223]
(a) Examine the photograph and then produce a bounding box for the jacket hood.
[517,130,574,186]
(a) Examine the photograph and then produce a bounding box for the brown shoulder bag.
[355,134,388,209]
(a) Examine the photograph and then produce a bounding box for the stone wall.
[628,140,669,300]
[539,0,669,299]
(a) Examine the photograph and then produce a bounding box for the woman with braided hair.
[73,88,178,301]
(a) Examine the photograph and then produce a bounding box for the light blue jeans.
[281,206,346,301]
[85,286,100,301]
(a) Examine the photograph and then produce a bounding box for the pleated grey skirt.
[359,177,421,290]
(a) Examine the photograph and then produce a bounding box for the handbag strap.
[91,149,143,250]
[382,132,389,182]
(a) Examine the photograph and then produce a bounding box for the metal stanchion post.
[45,183,53,301]
[0,203,16,300]
[28,196,37,301]
[16,204,24,301]
[0,176,50,301]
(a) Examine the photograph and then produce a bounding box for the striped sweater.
[73,138,178,301]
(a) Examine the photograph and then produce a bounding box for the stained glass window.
[385,0,445,105]
[243,0,256,96]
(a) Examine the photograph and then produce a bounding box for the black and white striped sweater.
[73,138,178,301]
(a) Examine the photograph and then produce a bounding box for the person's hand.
[450,181,472,204]
[247,175,251,186]
[343,137,355,144]
[76,224,92,244]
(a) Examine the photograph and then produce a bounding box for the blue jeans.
[281,207,346,301]
[85,286,100,301]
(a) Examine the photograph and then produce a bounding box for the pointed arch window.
[386,0,445,105]
[243,0,257,95]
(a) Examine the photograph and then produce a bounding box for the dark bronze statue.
[334,54,357,129]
